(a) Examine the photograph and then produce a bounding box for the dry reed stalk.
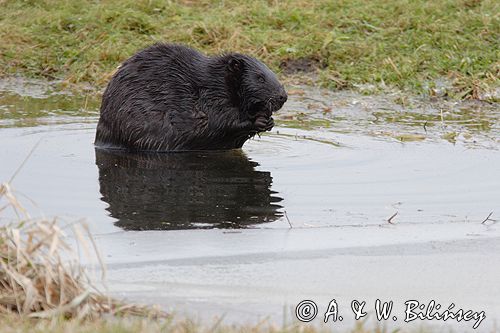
[0,182,166,320]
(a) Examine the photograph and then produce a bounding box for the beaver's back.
[95,44,210,150]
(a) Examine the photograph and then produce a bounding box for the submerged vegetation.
[0,0,498,99]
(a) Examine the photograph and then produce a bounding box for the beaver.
[95,43,287,151]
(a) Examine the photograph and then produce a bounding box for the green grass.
[0,314,461,333]
[0,0,498,99]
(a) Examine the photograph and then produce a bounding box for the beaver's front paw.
[254,116,274,132]
[264,117,274,131]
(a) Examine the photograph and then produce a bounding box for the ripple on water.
[1,123,499,232]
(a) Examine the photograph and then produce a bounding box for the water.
[2,122,498,231]
[1,78,499,331]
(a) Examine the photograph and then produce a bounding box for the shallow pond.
[1,77,499,331]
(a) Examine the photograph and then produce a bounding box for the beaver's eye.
[257,75,265,83]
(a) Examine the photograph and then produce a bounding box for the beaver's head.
[225,54,287,118]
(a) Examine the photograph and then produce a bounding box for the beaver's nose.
[278,93,288,104]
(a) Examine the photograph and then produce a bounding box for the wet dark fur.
[95,43,287,151]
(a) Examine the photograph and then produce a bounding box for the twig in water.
[9,138,43,183]
[387,211,398,224]
[284,211,293,228]
[481,211,496,224]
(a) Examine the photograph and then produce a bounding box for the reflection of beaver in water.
[95,43,287,151]
[95,149,283,230]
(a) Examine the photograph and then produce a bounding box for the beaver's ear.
[225,56,244,106]
[227,56,244,74]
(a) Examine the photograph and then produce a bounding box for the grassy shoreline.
[0,315,454,333]
[0,0,498,100]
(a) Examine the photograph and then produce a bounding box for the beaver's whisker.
[266,97,273,112]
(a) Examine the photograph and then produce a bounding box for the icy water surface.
[1,78,500,331]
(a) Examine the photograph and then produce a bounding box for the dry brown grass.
[0,182,165,320]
